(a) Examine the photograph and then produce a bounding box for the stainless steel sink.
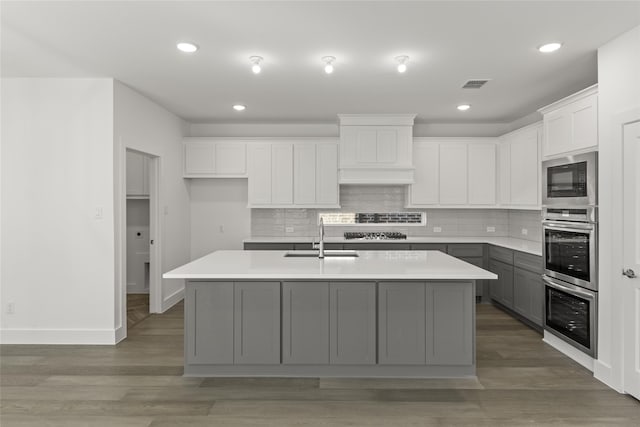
[284,250,359,258]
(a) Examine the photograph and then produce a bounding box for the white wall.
[1,78,116,344]
[189,179,251,259]
[595,25,640,391]
[113,81,189,334]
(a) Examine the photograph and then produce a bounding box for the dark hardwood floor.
[1,303,638,426]
[127,293,150,330]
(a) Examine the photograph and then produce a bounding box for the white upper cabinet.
[498,122,542,209]
[407,138,497,208]
[539,84,598,159]
[183,138,247,177]
[468,143,497,206]
[247,139,339,208]
[126,150,149,198]
[338,114,415,184]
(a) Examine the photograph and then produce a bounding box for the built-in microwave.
[542,152,597,207]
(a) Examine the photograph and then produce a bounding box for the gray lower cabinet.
[282,282,330,364]
[329,282,377,365]
[244,242,294,250]
[343,243,411,250]
[426,282,474,365]
[512,269,543,326]
[186,282,234,365]
[488,259,514,308]
[233,282,281,364]
[409,243,448,252]
[459,256,484,297]
[378,282,426,365]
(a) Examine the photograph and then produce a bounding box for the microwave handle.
[543,276,596,299]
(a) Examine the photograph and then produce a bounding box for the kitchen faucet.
[315,217,325,259]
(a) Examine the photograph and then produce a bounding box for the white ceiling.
[2,1,640,124]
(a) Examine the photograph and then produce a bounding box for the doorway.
[125,149,160,332]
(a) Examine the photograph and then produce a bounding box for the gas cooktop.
[344,232,407,240]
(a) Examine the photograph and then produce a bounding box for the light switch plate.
[486,226,496,233]
[285,226,294,233]
[521,228,528,236]
[433,226,442,233]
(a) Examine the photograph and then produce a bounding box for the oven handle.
[543,275,596,300]
[542,221,595,233]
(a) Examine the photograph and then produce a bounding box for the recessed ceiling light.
[322,56,336,74]
[176,42,199,53]
[233,104,246,111]
[395,55,409,73]
[538,42,562,53]
[457,104,471,111]
[250,56,263,74]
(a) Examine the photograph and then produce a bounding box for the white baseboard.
[543,331,594,371]
[0,328,117,345]
[161,287,184,313]
[594,360,624,393]
[114,325,126,344]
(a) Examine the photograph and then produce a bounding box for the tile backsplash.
[251,185,542,242]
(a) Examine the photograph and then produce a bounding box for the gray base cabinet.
[378,282,426,365]
[233,282,281,364]
[330,282,377,365]
[282,282,330,364]
[185,282,234,365]
[488,259,514,308]
[427,282,474,365]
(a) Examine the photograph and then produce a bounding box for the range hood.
[338,114,416,184]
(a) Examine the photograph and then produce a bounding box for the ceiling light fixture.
[322,56,336,74]
[538,42,562,53]
[395,55,409,73]
[249,56,263,74]
[233,104,246,111]
[457,104,471,111]
[176,42,198,53]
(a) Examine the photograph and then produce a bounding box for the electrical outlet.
[285,226,294,233]
[486,226,496,233]
[94,207,103,220]
[521,228,528,236]
[433,226,442,233]
[6,302,15,315]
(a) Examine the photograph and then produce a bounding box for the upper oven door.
[543,220,597,291]
[542,152,597,206]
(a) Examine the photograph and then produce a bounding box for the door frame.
[116,144,162,343]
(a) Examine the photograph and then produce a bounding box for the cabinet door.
[330,282,376,365]
[247,144,272,205]
[378,282,426,365]
[271,143,293,205]
[468,143,496,205]
[439,144,468,205]
[569,94,598,152]
[185,282,234,364]
[544,110,571,158]
[410,142,439,205]
[184,142,216,175]
[426,282,473,365]
[513,268,530,318]
[500,262,515,308]
[510,128,539,206]
[215,143,246,175]
[293,143,316,205]
[498,139,511,205]
[126,151,148,196]
[282,282,330,364]
[528,272,544,326]
[233,282,281,364]
[488,260,502,302]
[459,256,484,297]
[316,143,339,205]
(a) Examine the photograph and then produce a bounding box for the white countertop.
[163,250,498,281]
[243,236,542,256]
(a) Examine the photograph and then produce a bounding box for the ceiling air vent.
[462,79,490,89]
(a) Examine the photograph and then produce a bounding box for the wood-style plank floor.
[1,303,639,426]
[127,294,150,330]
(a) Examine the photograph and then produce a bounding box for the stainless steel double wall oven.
[542,152,598,357]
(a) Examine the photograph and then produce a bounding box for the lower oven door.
[544,275,597,357]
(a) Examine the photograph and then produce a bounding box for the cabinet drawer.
[343,243,410,250]
[410,243,447,252]
[448,244,484,258]
[244,242,295,250]
[513,251,542,274]
[489,245,514,264]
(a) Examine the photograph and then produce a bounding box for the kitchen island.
[164,250,497,378]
